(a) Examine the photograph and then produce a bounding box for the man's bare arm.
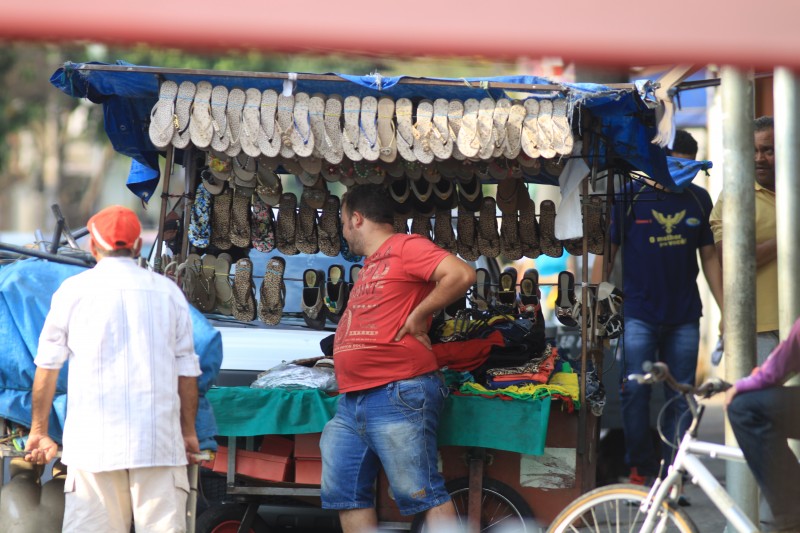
[179,376,200,463]
[699,243,724,310]
[24,368,60,464]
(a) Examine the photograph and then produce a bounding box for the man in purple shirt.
[726,319,800,532]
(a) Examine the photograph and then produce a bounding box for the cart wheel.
[409,476,536,532]
[195,503,270,533]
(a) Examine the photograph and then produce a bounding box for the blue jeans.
[320,372,450,515]
[620,317,699,476]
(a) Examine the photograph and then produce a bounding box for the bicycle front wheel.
[547,483,697,533]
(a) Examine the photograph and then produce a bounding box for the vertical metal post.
[773,68,800,334]
[154,145,175,273]
[720,65,759,526]
[773,68,800,463]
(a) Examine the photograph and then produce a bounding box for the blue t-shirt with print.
[610,181,714,325]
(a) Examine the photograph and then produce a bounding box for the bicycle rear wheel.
[547,483,697,533]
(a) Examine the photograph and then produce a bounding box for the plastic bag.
[250,362,338,392]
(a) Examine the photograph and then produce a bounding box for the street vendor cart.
[3,61,707,532]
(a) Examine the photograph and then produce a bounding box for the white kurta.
[36,257,201,473]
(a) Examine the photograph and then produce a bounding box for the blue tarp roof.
[50,61,708,201]
[0,258,221,450]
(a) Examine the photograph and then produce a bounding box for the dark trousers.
[728,386,800,532]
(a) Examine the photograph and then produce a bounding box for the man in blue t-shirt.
[608,131,723,485]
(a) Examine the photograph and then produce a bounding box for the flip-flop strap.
[358,115,377,149]
[293,111,312,146]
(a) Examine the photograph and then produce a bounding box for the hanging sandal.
[171,81,196,149]
[189,81,213,149]
[457,98,480,158]
[518,196,541,259]
[342,95,363,161]
[428,98,453,160]
[504,101,526,159]
[477,98,496,160]
[521,98,541,159]
[433,208,457,253]
[214,253,234,316]
[148,80,178,149]
[250,193,276,252]
[229,187,252,248]
[477,196,500,258]
[257,89,281,158]
[232,257,257,322]
[258,257,286,326]
[323,95,345,164]
[276,93,296,159]
[295,192,320,254]
[412,99,435,164]
[210,85,230,153]
[276,192,299,255]
[491,98,511,158]
[448,99,466,160]
[223,88,245,157]
[240,88,262,157]
[555,270,578,327]
[500,211,522,261]
[395,97,416,162]
[318,194,341,257]
[195,254,218,313]
[324,264,349,324]
[211,188,233,250]
[376,97,397,163]
[308,94,328,159]
[290,92,315,158]
[456,206,480,261]
[301,268,327,329]
[536,99,557,159]
[538,199,563,257]
[518,268,541,319]
[357,96,380,161]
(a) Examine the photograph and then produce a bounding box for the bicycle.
[548,361,760,533]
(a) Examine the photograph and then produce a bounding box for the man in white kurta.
[25,205,202,533]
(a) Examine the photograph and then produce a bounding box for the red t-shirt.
[333,233,450,392]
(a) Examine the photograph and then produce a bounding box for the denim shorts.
[320,372,450,515]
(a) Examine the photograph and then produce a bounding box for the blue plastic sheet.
[0,258,221,450]
[49,61,705,201]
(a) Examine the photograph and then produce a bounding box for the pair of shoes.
[628,467,651,486]
[303,264,354,329]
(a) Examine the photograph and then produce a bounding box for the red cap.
[87,205,142,251]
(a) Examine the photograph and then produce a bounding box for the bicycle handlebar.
[627,361,731,398]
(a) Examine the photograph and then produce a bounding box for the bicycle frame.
[639,414,758,533]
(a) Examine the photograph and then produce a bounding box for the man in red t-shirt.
[320,184,476,533]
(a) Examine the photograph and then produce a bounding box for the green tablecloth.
[208,387,551,456]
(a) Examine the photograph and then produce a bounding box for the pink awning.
[4,1,798,69]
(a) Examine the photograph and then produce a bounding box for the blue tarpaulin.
[49,61,703,201]
[0,258,221,450]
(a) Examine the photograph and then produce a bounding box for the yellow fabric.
[458,371,581,406]
[709,184,778,332]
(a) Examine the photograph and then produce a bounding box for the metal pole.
[720,65,759,527]
[773,68,800,462]
[773,67,800,334]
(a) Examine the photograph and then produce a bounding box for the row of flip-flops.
[148,80,575,164]
[202,149,565,197]
[398,196,605,261]
[188,174,604,262]
[171,251,363,327]
[554,271,624,338]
